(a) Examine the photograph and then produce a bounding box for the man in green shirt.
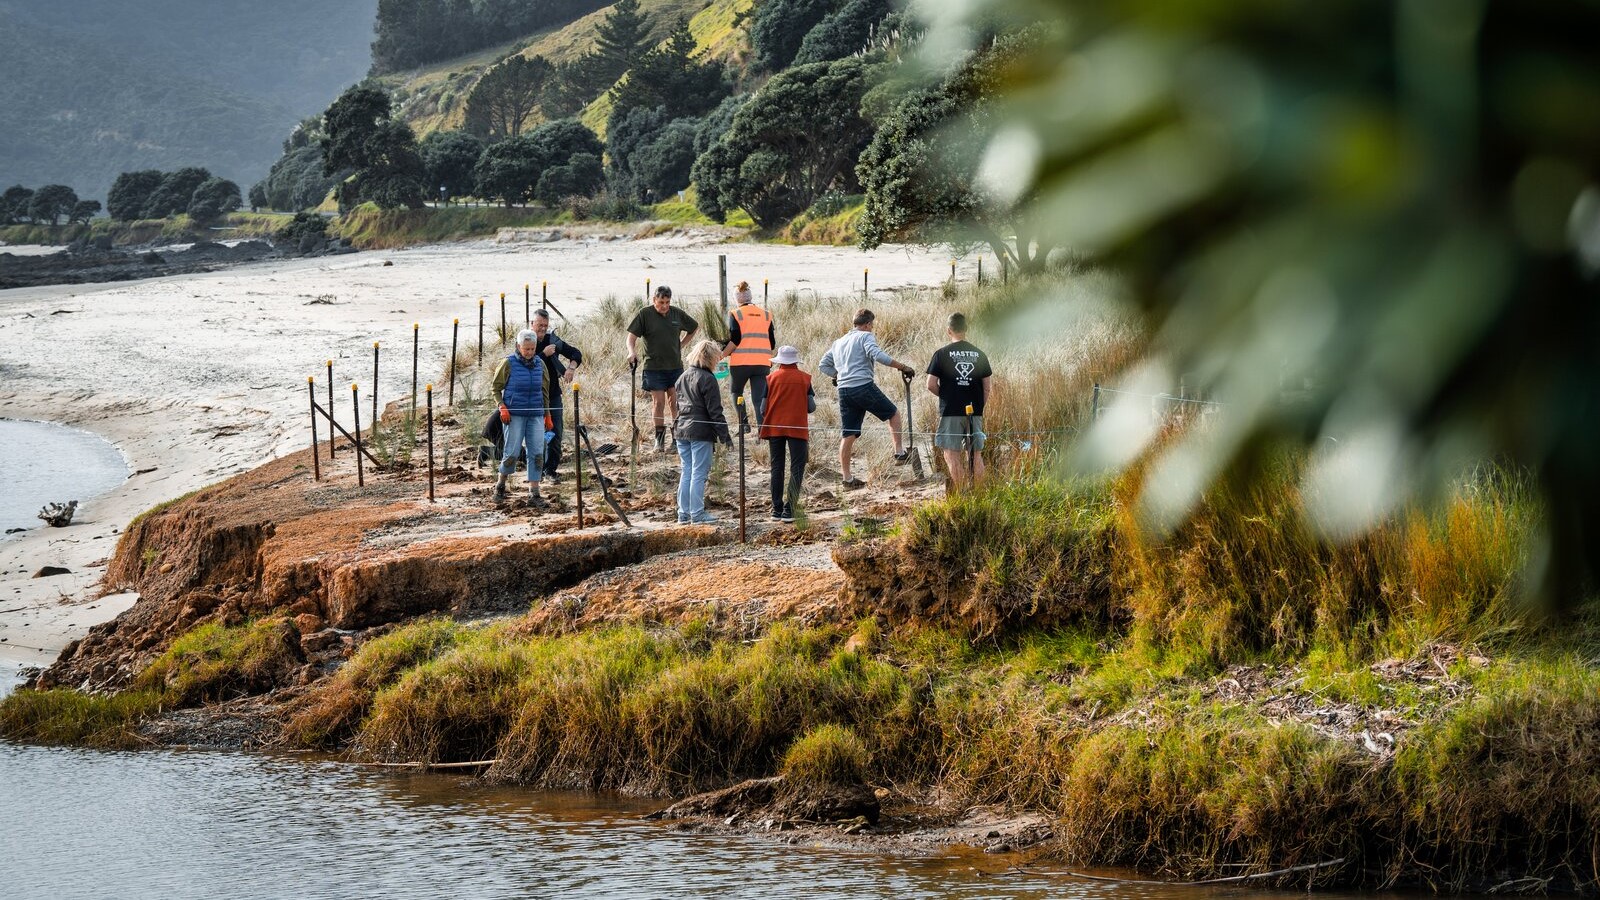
[626,285,699,452]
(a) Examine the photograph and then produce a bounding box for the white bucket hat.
[770,345,801,365]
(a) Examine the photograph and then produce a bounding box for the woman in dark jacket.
[673,339,732,524]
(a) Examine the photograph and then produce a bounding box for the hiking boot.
[527,485,549,510]
[780,506,795,524]
[493,473,509,503]
[842,476,867,489]
[893,450,911,465]
[690,512,720,525]
[543,470,561,484]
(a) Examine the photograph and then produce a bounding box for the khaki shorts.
[935,415,984,451]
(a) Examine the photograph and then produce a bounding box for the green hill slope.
[384,0,752,140]
[0,0,374,201]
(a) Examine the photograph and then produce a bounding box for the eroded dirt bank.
[41,446,745,691]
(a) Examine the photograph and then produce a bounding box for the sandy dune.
[0,233,959,676]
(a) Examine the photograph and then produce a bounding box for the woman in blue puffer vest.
[491,330,549,508]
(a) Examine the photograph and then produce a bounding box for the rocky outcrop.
[0,240,280,289]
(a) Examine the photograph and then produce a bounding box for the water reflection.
[0,743,1398,900]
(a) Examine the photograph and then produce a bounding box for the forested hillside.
[0,0,375,202]
[258,0,919,247]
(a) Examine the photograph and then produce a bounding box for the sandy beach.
[0,232,960,677]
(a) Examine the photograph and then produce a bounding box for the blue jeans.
[498,414,543,482]
[675,439,713,521]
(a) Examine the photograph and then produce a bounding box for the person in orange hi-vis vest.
[720,280,775,434]
[759,345,816,523]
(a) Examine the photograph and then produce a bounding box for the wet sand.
[0,232,957,673]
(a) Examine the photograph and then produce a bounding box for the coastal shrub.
[781,724,870,786]
[275,211,327,247]
[0,688,165,748]
[133,618,304,707]
[283,618,463,749]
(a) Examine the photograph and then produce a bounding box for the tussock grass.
[2,618,304,744]
[283,618,463,749]
[782,724,870,786]
[134,618,304,706]
[898,478,1118,636]
[357,625,536,763]
[0,688,165,748]
[777,197,865,246]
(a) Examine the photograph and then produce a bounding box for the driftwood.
[1013,857,1348,886]
[358,759,499,770]
[38,500,78,527]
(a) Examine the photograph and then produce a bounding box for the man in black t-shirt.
[925,312,993,489]
[626,285,699,453]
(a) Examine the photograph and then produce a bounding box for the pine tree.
[593,0,650,82]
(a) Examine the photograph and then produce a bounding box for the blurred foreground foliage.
[904,0,1600,607]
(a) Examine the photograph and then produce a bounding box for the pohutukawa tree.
[693,57,873,228]
[465,55,556,141]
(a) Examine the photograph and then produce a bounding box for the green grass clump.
[0,688,166,748]
[776,196,865,245]
[781,724,870,786]
[134,618,303,706]
[1390,659,1600,892]
[357,626,535,763]
[1058,710,1377,879]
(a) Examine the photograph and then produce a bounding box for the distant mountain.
[0,0,377,202]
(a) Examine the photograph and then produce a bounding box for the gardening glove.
[499,403,511,424]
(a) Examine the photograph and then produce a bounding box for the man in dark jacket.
[532,309,582,481]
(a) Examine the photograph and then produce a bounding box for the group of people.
[626,281,993,524]
[485,279,992,523]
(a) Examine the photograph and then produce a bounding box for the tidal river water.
[0,418,127,537]
[0,742,1154,900]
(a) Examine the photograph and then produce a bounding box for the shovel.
[901,371,926,481]
[579,424,633,527]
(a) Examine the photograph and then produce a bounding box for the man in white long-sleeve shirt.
[818,308,916,487]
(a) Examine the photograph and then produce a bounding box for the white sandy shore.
[0,232,961,678]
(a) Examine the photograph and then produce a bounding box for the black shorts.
[641,367,682,392]
[838,382,897,437]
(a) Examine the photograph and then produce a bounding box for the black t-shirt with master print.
[627,305,699,371]
[925,340,992,416]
